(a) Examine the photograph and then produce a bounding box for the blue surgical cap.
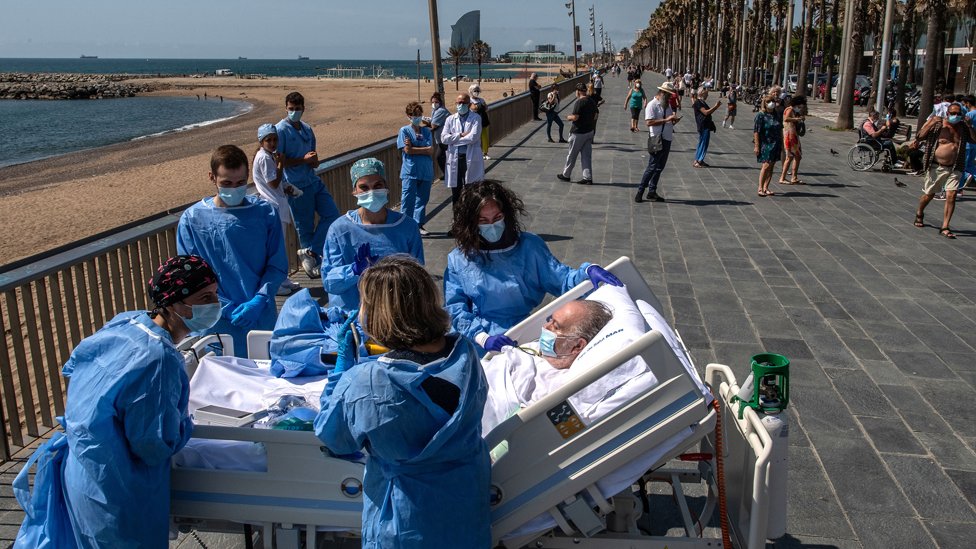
[350,158,385,186]
[258,123,277,141]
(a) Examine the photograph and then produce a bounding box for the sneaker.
[556,174,571,182]
[646,192,665,202]
[419,226,431,237]
[298,248,321,278]
[934,191,947,201]
[547,138,554,142]
[722,121,727,128]
[277,282,296,296]
[575,179,593,185]
[483,154,491,161]
[559,138,568,143]
[728,125,734,130]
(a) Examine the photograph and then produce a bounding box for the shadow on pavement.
[664,199,754,206]
[776,191,839,198]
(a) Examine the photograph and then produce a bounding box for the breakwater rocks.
[0,73,167,100]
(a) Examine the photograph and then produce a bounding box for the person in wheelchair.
[860,109,900,168]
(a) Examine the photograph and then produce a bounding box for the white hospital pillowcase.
[634,299,710,400]
[567,284,660,423]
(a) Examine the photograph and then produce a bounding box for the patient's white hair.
[571,301,613,341]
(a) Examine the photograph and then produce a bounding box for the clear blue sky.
[0,0,660,60]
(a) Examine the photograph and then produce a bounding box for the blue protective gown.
[176,195,288,356]
[314,337,491,549]
[444,232,590,344]
[60,312,193,548]
[321,209,424,313]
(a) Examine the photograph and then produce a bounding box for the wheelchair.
[848,128,896,172]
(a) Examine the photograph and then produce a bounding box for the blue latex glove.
[334,310,359,375]
[351,243,379,276]
[484,334,518,352]
[230,295,267,328]
[586,265,623,289]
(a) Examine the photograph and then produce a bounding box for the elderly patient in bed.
[481,285,663,433]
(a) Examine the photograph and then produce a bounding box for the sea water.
[0,97,250,168]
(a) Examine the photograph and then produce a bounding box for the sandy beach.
[0,70,567,264]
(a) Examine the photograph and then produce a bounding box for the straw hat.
[657,81,677,95]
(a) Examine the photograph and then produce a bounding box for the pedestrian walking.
[529,73,542,120]
[556,82,598,185]
[754,95,783,197]
[912,102,976,239]
[625,79,648,133]
[692,87,721,168]
[723,85,738,129]
[779,95,807,185]
[542,84,566,143]
[635,81,680,203]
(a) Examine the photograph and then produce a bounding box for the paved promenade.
[3,74,976,549]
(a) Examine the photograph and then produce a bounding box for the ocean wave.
[131,102,254,141]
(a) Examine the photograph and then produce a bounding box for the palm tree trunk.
[894,0,916,116]
[836,0,865,128]
[797,0,815,95]
[824,0,839,102]
[918,0,946,125]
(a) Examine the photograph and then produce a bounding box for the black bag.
[647,132,663,154]
[796,120,806,136]
[705,116,717,132]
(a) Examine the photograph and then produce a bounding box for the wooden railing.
[0,75,586,461]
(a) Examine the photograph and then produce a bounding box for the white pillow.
[563,285,658,422]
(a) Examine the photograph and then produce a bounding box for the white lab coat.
[440,112,485,188]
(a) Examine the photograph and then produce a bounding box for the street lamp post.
[874,0,896,113]
[427,0,445,99]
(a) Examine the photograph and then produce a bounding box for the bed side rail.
[705,364,774,549]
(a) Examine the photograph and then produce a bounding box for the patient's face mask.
[539,328,577,358]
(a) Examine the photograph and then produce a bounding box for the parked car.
[832,74,871,101]
[786,73,815,94]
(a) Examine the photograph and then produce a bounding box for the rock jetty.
[0,73,165,100]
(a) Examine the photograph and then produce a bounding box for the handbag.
[796,120,806,137]
[705,116,717,132]
[647,131,663,154]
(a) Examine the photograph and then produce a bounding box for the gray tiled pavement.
[5,74,976,548]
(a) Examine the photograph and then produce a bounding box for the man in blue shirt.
[962,95,976,193]
[276,91,340,278]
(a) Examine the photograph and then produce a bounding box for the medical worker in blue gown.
[444,180,623,353]
[314,256,491,549]
[14,255,216,548]
[177,145,288,356]
[321,157,424,313]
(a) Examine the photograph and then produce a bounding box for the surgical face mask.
[410,116,423,126]
[178,302,221,333]
[287,109,303,123]
[217,185,247,207]
[431,102,439,111]
[538,328,576,358]
[356,189,389,213]
[478,218,506,243]
[766,101,776,110]
[471,90,480,97]
[948,114,963,124]
[635,83,641,88]
[457,104,470,115]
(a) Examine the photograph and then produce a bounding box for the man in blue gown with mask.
[177,145,288,356]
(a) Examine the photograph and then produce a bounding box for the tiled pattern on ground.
[3,73,975,549]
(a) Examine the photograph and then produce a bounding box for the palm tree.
[895,0,918,116]
[471,40,490,83]
[796,0,816,96]
[447,46,467,91]
[824,0,840,102]
[835,0,865,129]
[915,0,946,124]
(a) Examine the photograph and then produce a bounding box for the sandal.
[940,227,956,239]
[778,179,793,185]
[692,161,704,168]
[765,190,775,196]
[758,189,766,196]
[914,213,924,228]
[790,178,805,185]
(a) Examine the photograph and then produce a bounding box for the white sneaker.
[729,125,734,130]
[722,121,726,128]
[483,154,491,161]
[418,226,431,237]
[297,248,320,278]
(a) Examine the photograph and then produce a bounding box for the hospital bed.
[170,257,780,549]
